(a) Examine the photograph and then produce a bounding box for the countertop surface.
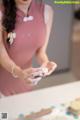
[0,81,80,119]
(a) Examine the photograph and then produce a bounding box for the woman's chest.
[13,13,46,49]
[4,9,46,53]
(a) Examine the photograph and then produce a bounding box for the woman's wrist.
[41,60,49,67]
[11,65,22,78]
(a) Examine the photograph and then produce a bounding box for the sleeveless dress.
[0,1,46,96]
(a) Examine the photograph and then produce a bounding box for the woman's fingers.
[41,61,57,76]
[24,67,36,78]
[46,62,57,75]
[23,67,41,85]
[48,62,57,71]
[23,62,57,85]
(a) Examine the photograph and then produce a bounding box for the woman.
[0,0,57,97]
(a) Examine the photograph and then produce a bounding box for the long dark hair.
[2,0,42,33]
[2,0,17,33]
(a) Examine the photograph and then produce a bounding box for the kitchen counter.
[0,81,80,120]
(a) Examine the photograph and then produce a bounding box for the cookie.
[68,99,80,115]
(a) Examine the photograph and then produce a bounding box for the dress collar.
[16,0,34,17]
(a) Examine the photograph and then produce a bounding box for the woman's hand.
[23,67,39,85]
[41,61,57,76]
[12,65,43,85]
[13,66,36,85]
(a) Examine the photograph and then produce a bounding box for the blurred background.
[33,0,80,90]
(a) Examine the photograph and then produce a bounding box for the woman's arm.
[35,4,57,76]
[0,31,25,79]
[36,4,54,65]
[0,11,33,81]
[0,11,17,73]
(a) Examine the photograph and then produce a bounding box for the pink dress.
[0,1,46,96]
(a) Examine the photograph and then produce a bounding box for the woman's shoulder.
[44,4,54,15]
[44,4,54,24]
